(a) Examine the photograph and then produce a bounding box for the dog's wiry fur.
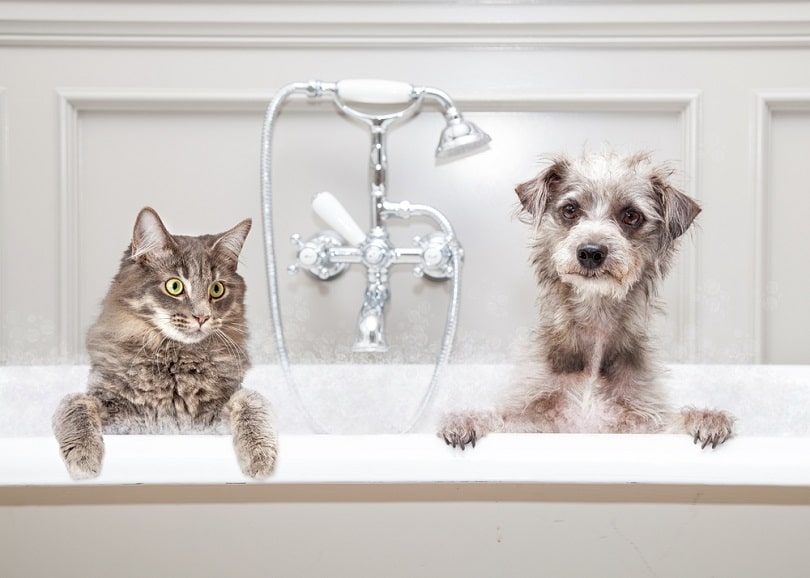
[439,151,734,449]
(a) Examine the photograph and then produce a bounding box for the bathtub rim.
[2,433,810,490]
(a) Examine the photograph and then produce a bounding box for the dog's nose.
[577,244,608,270]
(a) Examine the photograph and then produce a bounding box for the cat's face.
[127,207,251,345]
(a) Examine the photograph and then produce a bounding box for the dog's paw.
[437,411,500,450]
[680,406,735,449]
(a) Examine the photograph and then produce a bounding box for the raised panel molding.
[0,88,6,362]
[752,91,810,363]
[57,88,700,361]
[57,92,80,362]
[3,2,810,49]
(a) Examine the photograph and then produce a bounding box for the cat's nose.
[194,314,210,327]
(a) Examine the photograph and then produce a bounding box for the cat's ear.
[131,207,175,264]
[212,218,252,269]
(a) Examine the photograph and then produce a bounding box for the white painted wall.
[2,2,810,576]
[1,1,810,366]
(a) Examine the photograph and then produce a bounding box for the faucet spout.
[352,280,389,353]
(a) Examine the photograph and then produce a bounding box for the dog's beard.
[558,270,634,300]
[553,247,640,301]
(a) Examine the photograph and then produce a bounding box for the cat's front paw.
[229,389,278,479]
[437,410,500,450]
[237,436,278,479]
[52,393,105,480]
[60,436,105,480]
[681,406,735,449]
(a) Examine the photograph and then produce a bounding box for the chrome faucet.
[286,80,490,353]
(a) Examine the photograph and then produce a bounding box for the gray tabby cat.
[53,207,277,480]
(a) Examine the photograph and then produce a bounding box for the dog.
[439,151,735,449]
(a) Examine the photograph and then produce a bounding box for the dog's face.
[516,152,700,300]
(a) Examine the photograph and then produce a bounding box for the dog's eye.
[561,204,579,220]
[622,209,643,227]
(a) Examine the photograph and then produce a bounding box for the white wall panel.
[0,87,6,364]
[59,90,692,364]
[61,92,272,361]
[755,94,810,364]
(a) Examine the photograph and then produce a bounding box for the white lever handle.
[335,79,415,105]
[312,192,367,247]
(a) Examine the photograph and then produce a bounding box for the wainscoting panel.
[57,90,690,364]
[755,93,810,364]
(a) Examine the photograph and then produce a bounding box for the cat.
[52,207,277,480]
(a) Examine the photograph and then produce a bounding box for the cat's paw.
[236,435,278,479]
[229,389,278,479]
[52,393,105,480]
[680,406,735,449]
[60,435,105,480]
[437,410,500,450]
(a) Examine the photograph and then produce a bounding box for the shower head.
[423,86,491,159]
[435,115,492,159]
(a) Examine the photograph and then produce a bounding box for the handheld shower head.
[435,116,492,159]
[422,86,491,159]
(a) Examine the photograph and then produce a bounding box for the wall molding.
[752,91,810,363]
[5,2,810,49]
[58,92,80,362]
[57,87,700,361]
[0,89,6,362]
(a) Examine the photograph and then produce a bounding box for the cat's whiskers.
[224,322,249,337]
[214,328,247,374]
[215,328,244,360]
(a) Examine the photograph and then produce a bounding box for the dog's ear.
[651,168,701,246]
[515,157,570,217]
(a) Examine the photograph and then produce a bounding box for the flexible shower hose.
[260,81,462,434]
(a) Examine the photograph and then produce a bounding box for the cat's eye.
[165,278,184,296]
[209,281,226,300]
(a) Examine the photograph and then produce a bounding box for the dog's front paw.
[680,407,735,449]
[229,389,278,479]
[437,411,500,450]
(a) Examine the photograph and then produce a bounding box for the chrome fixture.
[260,79,491,432]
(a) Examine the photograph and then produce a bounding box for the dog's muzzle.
[576,243,608,270]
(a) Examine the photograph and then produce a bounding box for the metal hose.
[400,245,462,433]
[260,82,329,434]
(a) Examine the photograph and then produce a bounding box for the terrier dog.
[439,151,734,449]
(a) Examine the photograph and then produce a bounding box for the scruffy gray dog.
[439,151,735,449]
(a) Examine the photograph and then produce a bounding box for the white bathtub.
[4,364,810,578]
[2,364,810,487]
